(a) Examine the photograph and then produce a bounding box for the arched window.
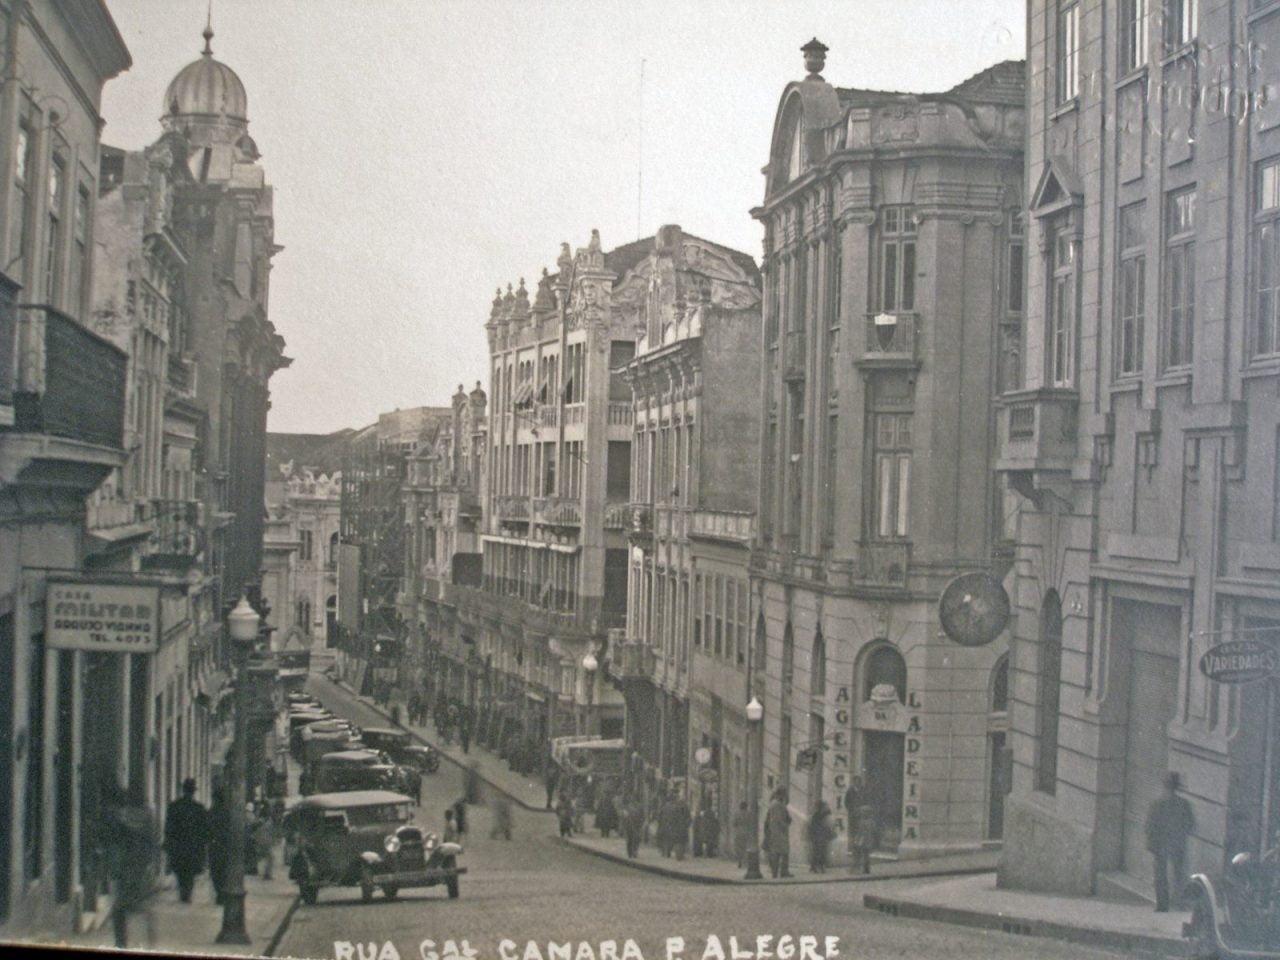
[1036,592,1063,794]
[991,654,1009,714]
[861,644,907,704]
[787,120,804,180]
[328,532,339,568]
[296,596,311,632]
[810,628,826,699]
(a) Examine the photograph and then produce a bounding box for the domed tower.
[160,22,259,177]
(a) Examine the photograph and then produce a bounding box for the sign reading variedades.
[47,580,160,652]
[1198,639,1279,684]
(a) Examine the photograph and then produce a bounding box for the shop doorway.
[864,731,904,847]
[1116,600,1182,881]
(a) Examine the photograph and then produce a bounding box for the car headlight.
[423,832,438,851]
[384,834,401,854]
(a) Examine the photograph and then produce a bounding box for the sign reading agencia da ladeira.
[1198,639,1280,684]
[47,580,160,653]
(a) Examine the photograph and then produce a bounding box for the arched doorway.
[857,643,907,850]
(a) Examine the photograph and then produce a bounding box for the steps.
[1096,870,1156,906]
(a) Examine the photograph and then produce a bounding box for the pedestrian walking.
[545,762,561,811]
[453,796,469,835]
[595,789,619,838]
[163,778,209,903]
[656,793,675,857]
[556,793,576,838]
[253,802,277,880]
[693,802,719,858]
[807,800,833,873]
[464,759,482,805]
[459,707,473,754]
[490,796,513,841]
[403,764,423,805]
[672,794,691,860]
[763,789,793,878]
[391,703,402,727]
[443,808,459,843]
[103,784,158,949]
[850,801,877,874]
[623,797,644,858]
[1146,771,1196,912]
[732,801,751,868]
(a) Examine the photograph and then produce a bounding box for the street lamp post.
[582,651,598,736]
[217,596,260,944]
[744,695,764,880]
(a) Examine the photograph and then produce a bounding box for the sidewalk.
[862,872,1193,958]
[327,677,552,812]
[561,831,1000,886]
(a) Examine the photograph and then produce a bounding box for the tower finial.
[202,1,214,56]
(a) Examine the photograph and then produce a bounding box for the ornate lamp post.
[216,596,260,944]
[744,695,764,880]
[582,651,598,736]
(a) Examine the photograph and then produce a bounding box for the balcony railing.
[533,496,581,526]
[783,329,807,380]
[12,305,126,449]
[608,640,657,681]
[854,540,910,588]
[859,312,921,367]
[603,501,632,530]
[141,498,203,572]
[608,403,633,427]
[539,405,559,427]
[654,505,687,540]
[689,509,754,543]
[493,494,531,521]
[564,403,585,425]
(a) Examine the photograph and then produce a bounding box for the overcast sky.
[100,0,1025,435]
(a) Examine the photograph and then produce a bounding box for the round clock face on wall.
[939,572,1011,647]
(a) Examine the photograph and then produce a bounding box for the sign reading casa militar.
[1198,639,1279,684]
[47,579,160,652]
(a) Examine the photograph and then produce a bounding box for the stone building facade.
[998,0,1280,898]
[752,43,1024,861]
[0,0,131,933]
[610,223,762,840]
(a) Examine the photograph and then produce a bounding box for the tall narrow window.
[1049,218,1078,386]
[1036,592,1063,794]
[72,185,90,317]
[1165,188,1197,368]
[12,122,33,275]
[1121,0,1149,72]
[878,206,916,313]
[1006,212,1025,316]
[45,156,65,303]
[1117,202,1146,377]
[823,414,838,546]
[1165,0,1197,51]
[873,413,912,539]
[1254,160,1280,358]
[1057,2,1081,103]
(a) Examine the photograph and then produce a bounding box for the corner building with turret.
[751,42,1025,861]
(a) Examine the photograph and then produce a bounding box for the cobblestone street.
[272,679,1128,960]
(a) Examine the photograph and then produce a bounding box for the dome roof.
[162,26,247,123]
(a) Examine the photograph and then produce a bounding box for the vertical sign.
[902,689,923,842]
[831,684,851,836]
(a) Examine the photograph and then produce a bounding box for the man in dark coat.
[806,800,833,873]
[670,794,692,861]
[1146,771,1196,912]
[622,796,645,858]
[103,784,158,948]
[763,789,793,878]
[163,778,209,903]
[693,803,719,857]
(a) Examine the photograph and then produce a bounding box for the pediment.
[1031,156,1083,216]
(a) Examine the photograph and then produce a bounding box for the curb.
[559,838,1000,887]
[263,894,303,958]
[328,679,552,814]
[861,893,1193,959]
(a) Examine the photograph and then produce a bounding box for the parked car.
[310,751,401,795]
[360,727,441,773]
[287,790,464,904]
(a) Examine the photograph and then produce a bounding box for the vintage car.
[360,727,441,773]
[309,750,402,795]
[287,790,464,904]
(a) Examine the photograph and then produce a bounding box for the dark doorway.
[863,730,904,848]
[0,612,14,922]
[987,731,1008,840]
[54,650,74,902]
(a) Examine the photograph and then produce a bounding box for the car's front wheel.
[299,883,318,906]
[383,885,399,899]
